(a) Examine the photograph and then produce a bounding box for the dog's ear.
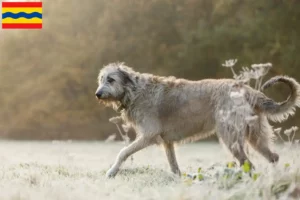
[118,68,135,86]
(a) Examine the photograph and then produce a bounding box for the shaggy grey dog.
[95,63,300,178]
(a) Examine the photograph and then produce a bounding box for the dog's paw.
[106,168,117,178]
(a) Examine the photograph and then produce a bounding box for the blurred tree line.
[0,0,299,140]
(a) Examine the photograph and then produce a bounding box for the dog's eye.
[107,77,115,83]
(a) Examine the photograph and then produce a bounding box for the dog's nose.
[95,91,103,99]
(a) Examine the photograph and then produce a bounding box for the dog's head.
[95,63,135,106]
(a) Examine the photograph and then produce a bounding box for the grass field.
[0,140,299,200]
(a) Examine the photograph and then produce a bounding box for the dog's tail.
[253,76,300,122]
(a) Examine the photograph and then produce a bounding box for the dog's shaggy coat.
[95,63,300,178]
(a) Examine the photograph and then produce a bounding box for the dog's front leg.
[106,136,152,178]
[163,141,181,176]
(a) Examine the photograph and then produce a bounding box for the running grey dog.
[95,63,300,178]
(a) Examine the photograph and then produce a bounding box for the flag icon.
[2,2,42,29]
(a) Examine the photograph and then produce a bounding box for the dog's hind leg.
[216,122,253,167]
[106,136,152,178]
[163,141,181,176]
[220,137,252,167]
[247,120,279,163]
[247,133,279,163]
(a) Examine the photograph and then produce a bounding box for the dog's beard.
[98,98,123,111]
[98,98,116,106]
